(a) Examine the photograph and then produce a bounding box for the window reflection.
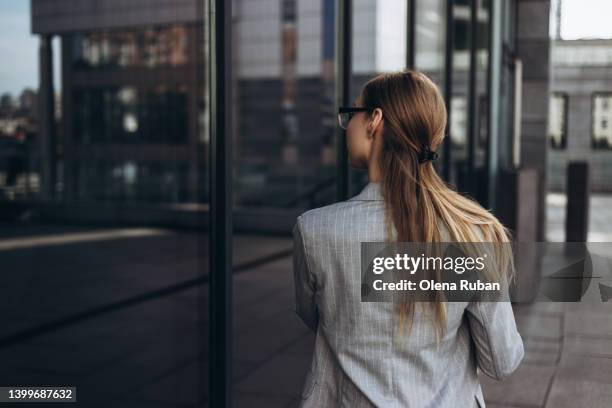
[234,0,339,208]
[449,0,489,198]
[73,87,188,144]
[71,25,189,70]
[450,1,471,183]
[350,0,408,192]
[62,23,204,205]
[415,0,446,87]
[76,160,187,203]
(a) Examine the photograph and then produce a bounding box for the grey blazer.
[292,181,524,408]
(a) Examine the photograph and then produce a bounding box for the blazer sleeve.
[465,300,524,381]
[292,217,319,332]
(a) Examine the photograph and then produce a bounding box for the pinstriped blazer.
[292,181,524,408]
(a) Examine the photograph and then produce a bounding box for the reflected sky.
[0,1,60,96]
[553,0,612,39]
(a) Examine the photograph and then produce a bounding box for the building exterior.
[235,0,495,207]
[31,0,207,204]
[548,38,612,192]
[23,2,558,405]
[30,0,552,239]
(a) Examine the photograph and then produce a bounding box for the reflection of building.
[31,0,206,203]
[235,0,340,206]
[0,89,39,198]
[549,39,612,192]
[29,0,553,239]
[0,90,38,137]
[234,0,492,206]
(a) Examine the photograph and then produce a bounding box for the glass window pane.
[234,0,338,209]
[473,0,490,203]
[449,1,471,189]
[350,0,408,191]
[415,0,446,89]
[231,1,338,404]
[0,3,209,405]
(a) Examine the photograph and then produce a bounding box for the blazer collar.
[349,181,384,201]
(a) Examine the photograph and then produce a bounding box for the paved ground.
[0,193,610,407]
[546,193,612,242]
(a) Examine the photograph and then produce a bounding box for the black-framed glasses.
[337,107,374,130]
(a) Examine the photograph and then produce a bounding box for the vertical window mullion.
[407,0,416,69]
[442,0,454,181]
[466,0,478,195]
[336,0,352,201]
[208,0,233,406]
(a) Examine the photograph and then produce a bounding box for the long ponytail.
[361,70,514,339]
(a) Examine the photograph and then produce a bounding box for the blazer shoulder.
[296,200,355,230]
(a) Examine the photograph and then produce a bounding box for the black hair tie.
[418,145,438,163]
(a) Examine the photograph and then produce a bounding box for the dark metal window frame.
[407,0,416,69]
[208,0,232,407]
[443,0,455,181]
[486,0,503,210]
[337,0,352,200]
[466,0,478,196]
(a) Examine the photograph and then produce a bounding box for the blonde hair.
[360,70,514,339]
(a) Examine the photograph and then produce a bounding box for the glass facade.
[2,1,530,407]
[446,0,492,202]
[1,5,211,406]
[6,1,611,407]
[7,1,511,212]
[61,23,206,204]
[349,0,408,192]
[414,0,446,87]
[234,0,338,208]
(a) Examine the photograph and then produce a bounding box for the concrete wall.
[549,42,612,192]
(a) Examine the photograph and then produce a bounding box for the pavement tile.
[480,364,555,407]
[233,353,311,397]
[545,354,612,408]
[516,314,562,340]
[128,360,207,405]
[233,312,309,365]
[232,392,294,408]
[521,337,561,365]
[3,221,612,407]
[564,312,612,338]
[564,336,612,357]
[545,378,612,408]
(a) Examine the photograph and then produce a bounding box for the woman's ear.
[369,108,383,136]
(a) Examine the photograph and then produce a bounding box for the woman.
[292,70,524,407]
